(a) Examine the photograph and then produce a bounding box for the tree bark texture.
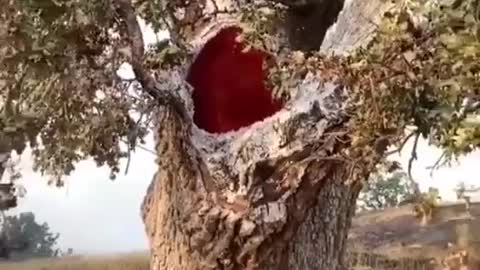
[136,0,391,269]
[141,70,356,270]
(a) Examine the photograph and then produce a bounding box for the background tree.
[454,181,480,214]
[2,0,480,269]
[1,211,60,261]
[357,165,416,211]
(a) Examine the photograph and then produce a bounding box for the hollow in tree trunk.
[114,0,394,269]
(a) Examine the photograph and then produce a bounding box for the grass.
[0,252,150,270]
[346,251,434,270]
[0,251,436,270]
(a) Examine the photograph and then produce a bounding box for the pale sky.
[391,137,480,202]
[7,135,157,255]
[3,18,480,256]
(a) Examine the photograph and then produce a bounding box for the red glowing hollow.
[186,26,283,134]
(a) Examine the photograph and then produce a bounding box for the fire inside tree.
[187,26,284,134]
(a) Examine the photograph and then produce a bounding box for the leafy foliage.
[0,0,152,184]
[1,0,480,188]
[259,0,480,181]
[347,0,480,165]
[370,0,480,158]
[346,0,480,176]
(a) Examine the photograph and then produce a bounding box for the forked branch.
[112,0,187,117]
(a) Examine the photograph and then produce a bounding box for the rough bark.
[114,0,392,269]
[279,176,360,270]
[320,0,395,55]
[144,153,361,269]
[141,69,356,270]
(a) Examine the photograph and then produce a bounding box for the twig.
[426,152,446,177]
[124,111,148,175]
[385,130,417,156]
[124,144,133,175]
[407,132,420,181]
[121,139,157,156]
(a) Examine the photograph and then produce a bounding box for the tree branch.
[405,132,422,196]
[426,152,447,177]
[385,130,417,156]
[384,130,421,195]
[113,0,187,118]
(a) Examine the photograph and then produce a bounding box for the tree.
[357,167,415,211]
[0,182,20,259]
[454,181,480,214]
[0,212,60,261]
[0,183,17,211]
[1,0,480,269]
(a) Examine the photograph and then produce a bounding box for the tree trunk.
[135,0,393,269]
[269,179,360,270]
[142,101,362,270]
[143,138,361,270]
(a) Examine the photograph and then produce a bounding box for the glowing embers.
[186,26,283,134]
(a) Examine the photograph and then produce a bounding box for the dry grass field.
[3,202,479,270]
[0,252,150,270]
[0,251,435,270]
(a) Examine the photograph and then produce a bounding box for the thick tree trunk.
[142,101,361,270]
[267,179,360,270]
[143,141,360,270]
[134,0,392,269]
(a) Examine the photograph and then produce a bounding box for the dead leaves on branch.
[268,0,480,180]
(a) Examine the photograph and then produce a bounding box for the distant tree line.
[0,211,72,261]
[357,162,417,211]
[358,164,480,212]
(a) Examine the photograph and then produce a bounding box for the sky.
[3,17,480,256]
[390,137,480,202]
[8,136,157,255]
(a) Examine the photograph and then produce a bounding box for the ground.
[3,202,479,270]
[0,252,149,270]
[349,202,480,261]
[0,251,426,270]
